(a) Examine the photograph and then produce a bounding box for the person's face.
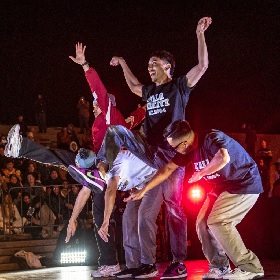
[28,164,35,172]
[71,185,79,194]
[261,140,267,148]
[62,181,68,190]
[93,102,102,117]
[10,175,18,184]
[50,170,58,179]
[23,196,31,204]
[167,137,192,155]
[18,116,23,122]
[6,162,14,171]
[53,186,60,194]
[147,56,169,83]
[27,174,35,183]
[4,194,11,203]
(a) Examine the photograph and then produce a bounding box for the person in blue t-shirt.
[128,120,264,280]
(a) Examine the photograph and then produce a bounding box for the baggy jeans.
[97,125,187,266]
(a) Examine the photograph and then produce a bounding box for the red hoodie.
[85,67,145,153]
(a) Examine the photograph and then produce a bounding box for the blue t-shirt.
[142,76,192,146]
[172,130,263,195]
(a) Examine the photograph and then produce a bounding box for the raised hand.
[196,17,212,34]
[110,56,124,67]
[69,42,86,65]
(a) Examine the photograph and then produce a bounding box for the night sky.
[1,0,279,133]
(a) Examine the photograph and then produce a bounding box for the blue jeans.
[98,125,187,265]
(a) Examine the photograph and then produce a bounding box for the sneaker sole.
[4,124,22,157]
[116,274,133,278]
[91,270,121,277]
[68,166,104,193]
[160,272,188,279]
[134,271,159,278]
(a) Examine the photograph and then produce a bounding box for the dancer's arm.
[124,161,179,201]
[98,176,119,242]
[186,17,212,87]
[110,57,143,97]
[65,186,91,242]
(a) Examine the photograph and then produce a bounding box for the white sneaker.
[4,124,22,158]
[202,265,231,279]
[91,264,121,277]
[223,268,264,280]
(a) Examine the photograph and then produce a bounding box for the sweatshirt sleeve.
[124,106,146,130]
[85,67,109,114]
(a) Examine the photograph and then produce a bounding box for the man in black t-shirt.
[128,120,264,280]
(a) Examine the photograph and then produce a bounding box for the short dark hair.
[150,50,175,76]
[163,120,192,140]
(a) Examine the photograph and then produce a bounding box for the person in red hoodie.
[70,43,145,154]
[4,42,145,278]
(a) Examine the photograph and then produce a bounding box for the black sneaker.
[160,262,187,279]
[115,268,139,278]
[132,264,158,278]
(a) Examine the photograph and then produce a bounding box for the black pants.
[19,137,118,266]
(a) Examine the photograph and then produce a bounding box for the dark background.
[1,0,279,133]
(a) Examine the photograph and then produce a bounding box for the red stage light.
[188,184,205,203]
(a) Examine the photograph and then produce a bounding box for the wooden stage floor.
[0,260,279,280]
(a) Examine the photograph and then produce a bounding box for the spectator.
[0,145,6,169]
[77,96,90,134]
[1,159,18,183]
[60,180,70,198]
[47,185,66,226]
[16,192,32,219]
[30,196,56,238]
[0,193,24,234]
[45,168,63,186]
[269,159,280,197]
[81,129,93,150]
[23,173,45,199]
[16,115,29,137]
[57,127,71,150]
[241,122,257,159]
[67,124,79,144]
[64,184,81,220]
[7,174,22,204]
[22,161,40,184]
[257,139,273,167]
[34,94,47,133]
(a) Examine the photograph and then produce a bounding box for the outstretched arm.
[110,57,143,97]
[125,161,179,201]
[186,17,212,87]
[69,42,110,113]
[98,176,119,242]
[65,186,91,243]
[188,148,230,183]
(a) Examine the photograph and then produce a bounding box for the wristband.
[81,61,89,67]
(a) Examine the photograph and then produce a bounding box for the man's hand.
[110,56,124,67]
[69,42,86,65]
[65,219,77,243]
[196,17,212,35]
[188,171,203,183]
[98,222,110,242]
[124,188,146,202]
